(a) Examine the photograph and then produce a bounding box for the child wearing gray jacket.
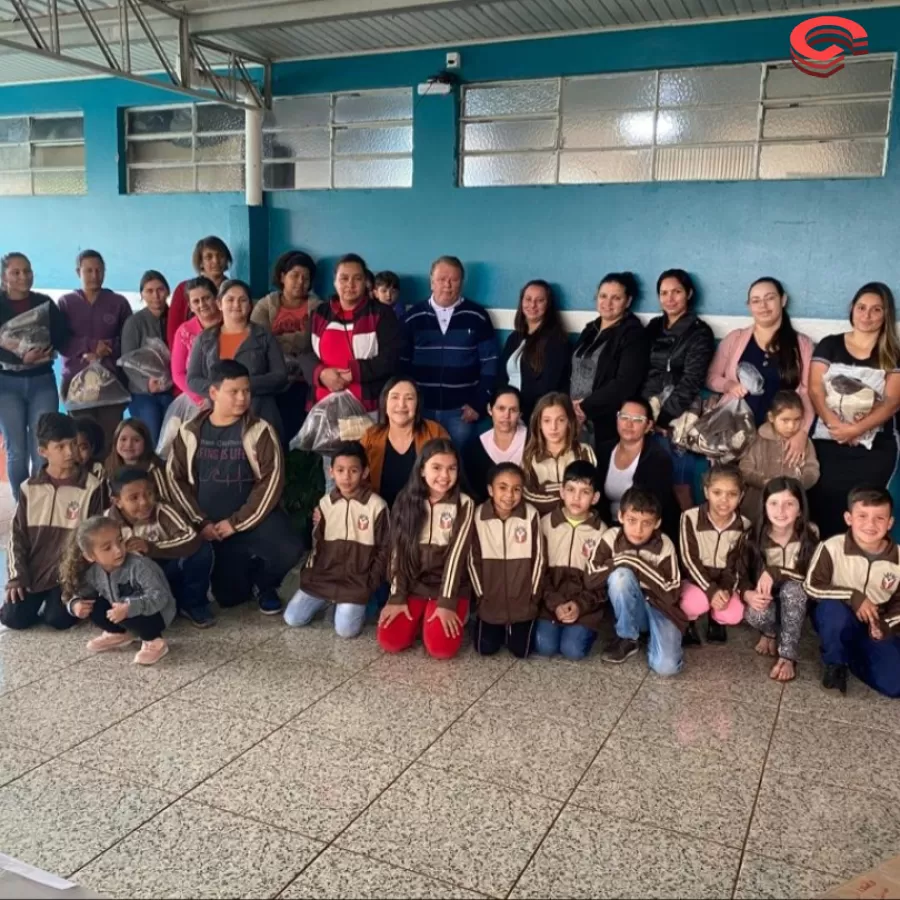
[61,515,176,665]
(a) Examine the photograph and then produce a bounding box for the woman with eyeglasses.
[595,397,679,539]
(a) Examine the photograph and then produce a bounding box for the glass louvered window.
[0,113,86,196]
[126,102,245,194]
[460,55,894,186]
[263,88,413,190]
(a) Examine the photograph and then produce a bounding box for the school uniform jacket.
[679,504,750,600]
[523,444,597,515]
[166,409,284,533]
[389,492,475,611]
[300,487,390,606]
[805,533,900,633]
[755,529,817,585]
[107,503,204,561]
[102,457,175,509]
[467,500,545,625]
[7,466,104,593]
[540,508,607,631]
[587,526,685,632]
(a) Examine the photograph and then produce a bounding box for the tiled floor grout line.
[268,654,522,900]
[729,679,786,900]
[502,665,651,900]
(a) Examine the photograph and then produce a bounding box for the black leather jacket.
[641,313,715,428]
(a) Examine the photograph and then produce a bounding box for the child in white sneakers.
[60,515,175,665]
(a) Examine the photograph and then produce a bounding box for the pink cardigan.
[706,325,815,429]
[171,318,205,405]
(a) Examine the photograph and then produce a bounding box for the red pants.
[377,596,469,660]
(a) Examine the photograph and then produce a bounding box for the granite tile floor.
[0,604,895,900]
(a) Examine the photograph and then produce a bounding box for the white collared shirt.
[428,294,462,334]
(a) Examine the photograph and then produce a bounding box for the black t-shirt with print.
[196,419,254,522]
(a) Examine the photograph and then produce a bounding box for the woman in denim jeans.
[0,252,71,499]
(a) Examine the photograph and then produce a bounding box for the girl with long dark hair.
[497,279,571,422]
[377,438,475,660]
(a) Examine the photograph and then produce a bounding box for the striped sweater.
[401,299,498,414]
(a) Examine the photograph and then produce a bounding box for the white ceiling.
[0,0,896,85]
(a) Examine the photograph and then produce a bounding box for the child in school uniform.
[588,486,684,675]
[523,392,596,514]
[467,462,545,658]
[739,390,819,524]
[679,463,750,645]
[284,441,390,638]
[377,438,475,660]
[805,486,900,697]
[107,466,215,628]
[534,460,607,661]
[2,413,104,630]
[61,515,175,665]
[105,417,175,507]
[741,476,818,683]
[74,415,106,480]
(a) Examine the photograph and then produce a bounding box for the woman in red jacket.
[165,236,232,347]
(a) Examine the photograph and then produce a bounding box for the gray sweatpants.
[743,579,808,661]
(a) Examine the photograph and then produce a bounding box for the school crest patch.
[65,501,81,521]
[142,525,162,543]
[882,572,897,593]
[514,525,527,544]
[439,511,455,531]
[581,538,597,558]
[357,514,370,531]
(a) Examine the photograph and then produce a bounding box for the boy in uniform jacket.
[588,486,684,675]
[285,442,390,638]
[805,486,900,697]
[3,412,103,630]
[468,462,545,657]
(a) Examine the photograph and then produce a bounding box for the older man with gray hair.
[401,256,498,451]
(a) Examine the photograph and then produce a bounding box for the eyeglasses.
[617,412,649,424]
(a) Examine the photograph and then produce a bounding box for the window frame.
[0,111,86,196]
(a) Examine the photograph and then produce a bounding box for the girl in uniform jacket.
[570,271,650,446]
[641,269,715,508]
[187,279,287,437]
[496,279,571,422]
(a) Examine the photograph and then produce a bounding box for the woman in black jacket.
[641,269,715,509]
[595,397,679,540]
[0,252,71,499]
[571,271,650,446]
[496,279,571,422]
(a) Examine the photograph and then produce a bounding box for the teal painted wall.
[0,8,898,319]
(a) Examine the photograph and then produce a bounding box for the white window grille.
[0,113,86,196]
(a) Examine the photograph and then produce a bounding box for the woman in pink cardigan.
[707,277,813,466]
[170,276,221,404]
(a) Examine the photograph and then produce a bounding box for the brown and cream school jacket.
[750,528,817,585]
[679,504,750,599]
[540,508,607,631]
[467,500,545,625]
[587,526,685,631]
[7,466,104,593]
[107,502,204,561]
[389,492,475,611]
[300,487,390,606]
[805,533,900,633]
[523,444,597,515]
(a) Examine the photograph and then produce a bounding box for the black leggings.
[89,596,165,641]
[472,617,535,658]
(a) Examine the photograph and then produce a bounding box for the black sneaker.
[602,637,639,664]
[682,621,702,647]
[822,664,848,694]
[258,591,284,616]
[180,607,216,629]
[706,619,728,643]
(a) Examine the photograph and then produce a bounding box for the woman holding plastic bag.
[119,270,173,445]
[298,253,403,487]
[0,252,71,498]
[707,277,813,462]
[809,283,900,538]
[59,249,132,456]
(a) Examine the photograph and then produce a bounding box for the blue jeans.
[607,567,683,676]
[128,392,173,447]
[814,598,900,698]
[423,408,475,453]
[0,371,59,500]
[158,541,214,617]
[533,619,597,660]
[283,588,367,638]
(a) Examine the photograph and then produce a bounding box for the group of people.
[0,242,898,699]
